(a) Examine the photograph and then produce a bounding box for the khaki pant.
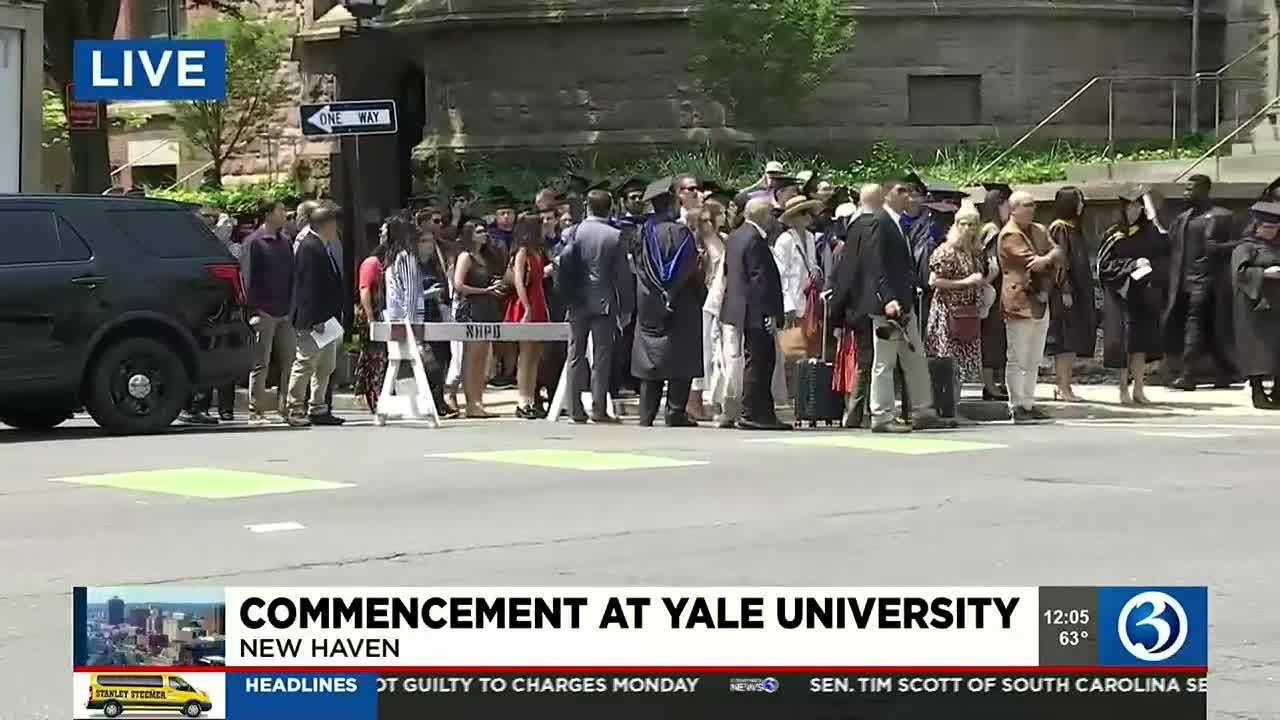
[870,315,934,426]
[288,330,338,417]
[1005,312,1051,411]
[249,313,296,417]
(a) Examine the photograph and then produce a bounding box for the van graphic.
[87,673,213,718]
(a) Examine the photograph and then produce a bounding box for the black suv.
[0,195,252,434]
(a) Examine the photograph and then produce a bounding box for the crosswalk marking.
[752,434,1007,455]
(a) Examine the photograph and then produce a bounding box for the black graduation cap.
[587,179,612,194]
[921,177,967,201]
[797,171,821,198]
[565,173,591,195]
[829,185,851,209]
[1262,176,1280,200]
[982,182,1013,197]
[450,183,473,200]
[617,177,647,196]
[408,193,445,210]
[642,176,674,203]
[485,185,518,211]
[903,171,928,194]
[700,179,725,196]
[1250,201,1280,223]
[703,181,734,208]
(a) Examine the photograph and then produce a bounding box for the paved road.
[2,412,1278,718]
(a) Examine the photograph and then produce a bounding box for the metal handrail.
[966,31,1279,184]
[965,76,1104,183]
[165,161,214,190]
[1173,96,1280,182]
[1197,29,1280,80]
[109,140,172,178]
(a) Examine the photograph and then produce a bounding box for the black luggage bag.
[793,300,844,427]
[928,356,958,419]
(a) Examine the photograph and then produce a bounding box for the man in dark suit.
[829,184,884,428]
[286,203,346,427]
[865,178,955,433]
[562,189,634,422]
[721,197,789,430]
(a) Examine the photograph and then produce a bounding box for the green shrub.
[435,139,1210,201]
[147,180,300,215]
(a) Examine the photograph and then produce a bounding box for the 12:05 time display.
[1043,609,1090,625]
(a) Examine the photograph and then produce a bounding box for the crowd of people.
[180,165,1280,431]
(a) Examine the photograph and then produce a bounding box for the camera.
[875,317,915,352]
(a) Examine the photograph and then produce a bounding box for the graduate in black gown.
[1098,191,1169,405]
[609,177,647,398]
[1230,201,1280,409]
[1045,186,1098,402]
[1162,175,1239,389]
[630,178,704,427]
[978,184,1012,400]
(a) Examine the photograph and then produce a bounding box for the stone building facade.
[104,0,338,192]
[287,0,1278,214]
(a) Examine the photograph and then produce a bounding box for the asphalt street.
[2,410,1278,719]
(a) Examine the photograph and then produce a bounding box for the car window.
[0,209,63,265]
[57,217,93,261]
[109,208,227,259]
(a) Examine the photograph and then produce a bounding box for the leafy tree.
[692,0,855,128]
[43,1,246,192]
[172,15,291,188]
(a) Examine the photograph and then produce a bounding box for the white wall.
[0,27,20,193]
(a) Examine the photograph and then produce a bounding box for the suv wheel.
[85,337,191,435]
[0,407,72,432]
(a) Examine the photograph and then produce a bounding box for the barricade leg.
[407,336,441,428]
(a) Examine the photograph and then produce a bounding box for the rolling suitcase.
[928,356,958,419]
[792,300,844,428]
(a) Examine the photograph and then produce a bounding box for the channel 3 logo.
[1097,587,1207,667]
[1118,591,1187,661]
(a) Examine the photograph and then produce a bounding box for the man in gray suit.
[561,189,635,423]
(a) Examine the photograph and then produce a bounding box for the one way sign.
[300,99,398,137]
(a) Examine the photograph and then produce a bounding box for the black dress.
[1045,219,1098,357]
[979,222,1007,370]
[1230,239,1280,378]
[1098,222,1169,368]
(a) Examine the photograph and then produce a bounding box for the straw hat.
[779,195,824,224]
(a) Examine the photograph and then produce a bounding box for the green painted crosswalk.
[49,467,353,499]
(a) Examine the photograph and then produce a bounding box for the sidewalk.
[230,382,1269,421]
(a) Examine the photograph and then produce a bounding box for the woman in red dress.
[503,214,551,418]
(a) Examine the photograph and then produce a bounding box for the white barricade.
[368,321,617,425]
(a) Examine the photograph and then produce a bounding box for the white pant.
[717,323,788,422]
[869,315,934,426]
[1005,312,1051,411]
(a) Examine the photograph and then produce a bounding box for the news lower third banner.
[72,586,1208,719]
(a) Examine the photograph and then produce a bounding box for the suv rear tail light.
[206,263,245,305]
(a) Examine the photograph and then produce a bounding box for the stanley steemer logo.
[728,677,779,693]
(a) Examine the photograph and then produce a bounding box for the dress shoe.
[871,420,912,434]
[179,411,219,426]
[308,413,345,426]
[1169,376,1198,391]
[591,414,621,425]
[665,412,699,428]
[1252,386,1279,410]
[912,414,958,431]
[284,415,312,428]
[218,410,235,422]
[571,413,589,424]
[982,388,1009,402]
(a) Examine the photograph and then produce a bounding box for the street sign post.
[299,99,397,137]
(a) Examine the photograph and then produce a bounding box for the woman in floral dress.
[926,201,986,382]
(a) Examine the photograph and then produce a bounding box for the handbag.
[948,304,982,342]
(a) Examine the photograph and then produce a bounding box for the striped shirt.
[384,250,424,322]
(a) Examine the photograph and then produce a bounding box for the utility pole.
[167,0,179,37]
[1189,0,1201,135]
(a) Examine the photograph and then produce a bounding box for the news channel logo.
[728,677,779,694]
[72,40,227,101]
[1097,587,1207,666]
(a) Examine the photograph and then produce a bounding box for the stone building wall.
[397,0,1240,154]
